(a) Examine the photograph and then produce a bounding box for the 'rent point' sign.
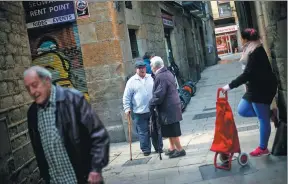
[23,1,76,29]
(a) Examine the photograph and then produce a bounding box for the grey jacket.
[149,67,182,125]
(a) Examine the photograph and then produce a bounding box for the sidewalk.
[103,56,287,184]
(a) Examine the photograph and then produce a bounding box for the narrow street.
[0,2,286,183]
[103,54,287,184]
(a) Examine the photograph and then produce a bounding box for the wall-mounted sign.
[162,13,174,28]
[215,25,237,34]
[75,0,90,19]
[23,1,76,29]
[163,18,174,27]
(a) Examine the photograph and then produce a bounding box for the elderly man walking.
[123,60,163,156]
[24,66,109,184]
[149,56,186,158]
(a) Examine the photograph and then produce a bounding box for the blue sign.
[23,1,76,29]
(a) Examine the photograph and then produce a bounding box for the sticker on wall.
[75,0,90,19]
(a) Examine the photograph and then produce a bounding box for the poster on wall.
[23,1,76,29]
[216,35,228,55]
[75,0,90,19]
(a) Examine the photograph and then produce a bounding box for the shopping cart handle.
[217,88,228,100]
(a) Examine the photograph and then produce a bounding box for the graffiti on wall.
[27,23,90,101]
[23,1,90,101]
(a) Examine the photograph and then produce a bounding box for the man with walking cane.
[123,60,163,156]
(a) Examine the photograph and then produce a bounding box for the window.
[218,2,232,17]
[128,29,139,58]
[125,1,132,9]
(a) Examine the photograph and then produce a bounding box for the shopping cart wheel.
[238,152,249,166]
[219,153,229,163]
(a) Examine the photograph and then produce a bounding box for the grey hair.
[150,56,164,69]
[23,66,52,82]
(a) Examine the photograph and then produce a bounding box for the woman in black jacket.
[221,28,278,157]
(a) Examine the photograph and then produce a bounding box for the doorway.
[164,28,174,65]
[216,32,238,55]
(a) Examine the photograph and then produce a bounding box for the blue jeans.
[133,112,163,153]
[237,99,271,149]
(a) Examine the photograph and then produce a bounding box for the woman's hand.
[221,84,230,93]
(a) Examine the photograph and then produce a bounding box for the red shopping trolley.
[210,88,249,170]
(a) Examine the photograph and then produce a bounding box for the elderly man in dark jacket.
[149,56,186,158]
[24,66,109,184]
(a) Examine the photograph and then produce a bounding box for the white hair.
[24,66,52,82]
[150,56,164,69]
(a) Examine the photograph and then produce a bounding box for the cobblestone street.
[103,54,287,184]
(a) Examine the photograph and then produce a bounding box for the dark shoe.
[169,149,186,158]
[143,152,151,156]
[164,149,176,156]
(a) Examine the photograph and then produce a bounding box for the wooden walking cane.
[127,114,133,161]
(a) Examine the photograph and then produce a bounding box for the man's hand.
[88,172,103,184]
[125,109,131,116]
[125,110,131,116]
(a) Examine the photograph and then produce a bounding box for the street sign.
[23,1,76,29]
[215,25,238,34]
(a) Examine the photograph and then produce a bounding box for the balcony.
[182,1,206,19]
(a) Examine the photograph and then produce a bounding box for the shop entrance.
[216,32,238,55]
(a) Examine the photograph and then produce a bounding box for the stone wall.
[262,1,287,121]
[141,2,167,64]
[77,2,126,142]
[0,2,40,184]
